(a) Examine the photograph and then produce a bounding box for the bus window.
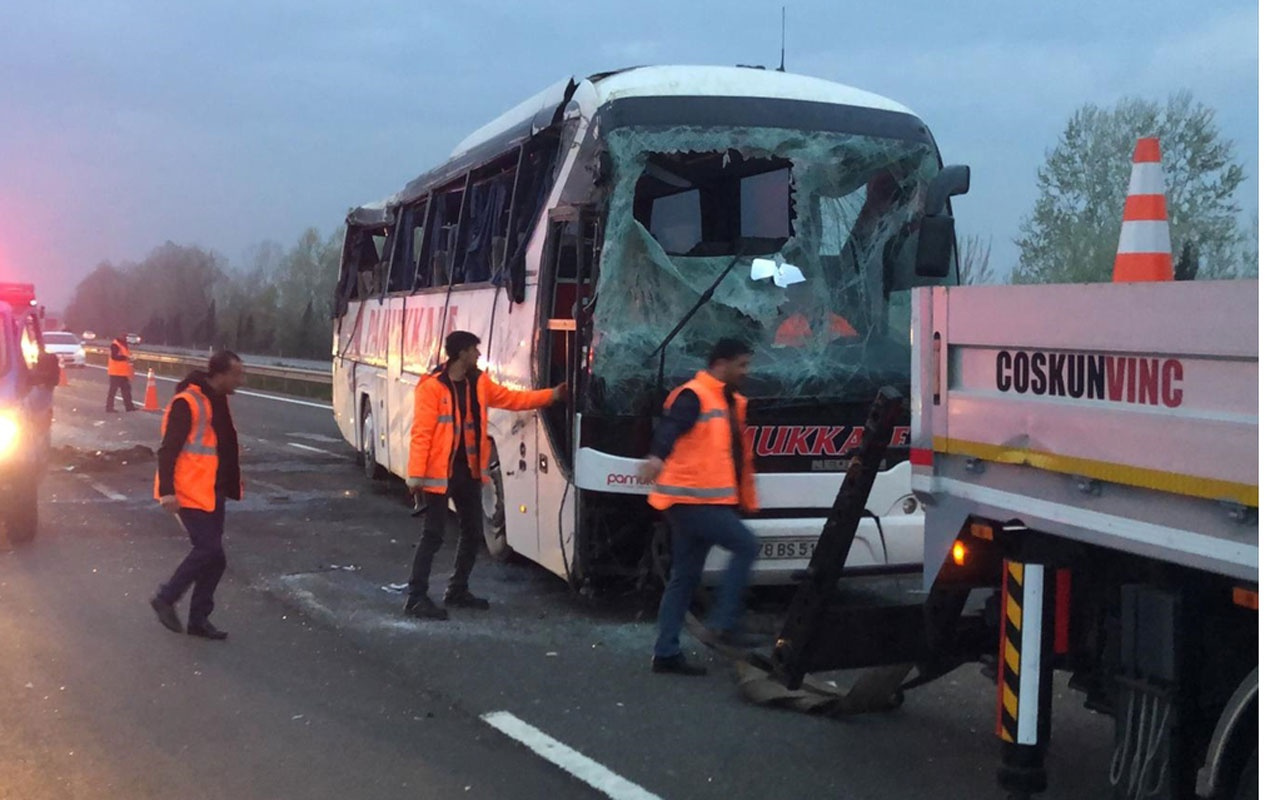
[648,189,701,255]
[457,170,515,285]
[422,186,465,288]
[388,202,427,293]
[335,224,389,312]
[503,142,559,302]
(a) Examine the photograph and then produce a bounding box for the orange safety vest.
[153,385,220,511]
[648,370,758,513]
[407,368,556,495]
[773,312,858,348]
[108,339,134,378]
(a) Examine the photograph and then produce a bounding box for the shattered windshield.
[591,123,948,414]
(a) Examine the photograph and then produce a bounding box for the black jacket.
[155,371,242,501]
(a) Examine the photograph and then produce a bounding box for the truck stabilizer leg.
[996,558,1055,798]
[771,386,906,691]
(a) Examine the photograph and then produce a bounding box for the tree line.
[63,228,342,360]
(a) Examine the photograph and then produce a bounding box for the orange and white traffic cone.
[58,366,68,387]
[143,369,160,412]
[1113,137,1174,282]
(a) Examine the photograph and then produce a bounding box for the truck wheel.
[361,400,387,481]
[1234,747,1257,800]
[5,478,38,544]
[481,453,516,562]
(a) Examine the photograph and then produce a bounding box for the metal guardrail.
[84,345,333,401]
[85,345,332,385]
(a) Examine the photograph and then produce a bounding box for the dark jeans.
[408,473,484,600]
[106,375,135,411]
[157,496,227,626]
[654,504,758,658]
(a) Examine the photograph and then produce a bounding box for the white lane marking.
[88,364,333,410]
[288,442,333,455]
[286,432,342,443]
[480,711,663,800]
[77,475,127,501]
[233,389,332,410]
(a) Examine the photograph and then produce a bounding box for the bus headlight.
[0,412,21,460]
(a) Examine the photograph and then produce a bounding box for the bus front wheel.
[482,452,516,562]
[360,400,387,481]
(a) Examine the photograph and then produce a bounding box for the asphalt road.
[1,366,1116,799]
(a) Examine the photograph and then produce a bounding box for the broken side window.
[419,185,465,289]
[388,202,427,293]
[500,142,559,288]
[335,224,389,313]
[457,168,515,285]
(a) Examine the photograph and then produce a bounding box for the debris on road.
[54,445,154,473]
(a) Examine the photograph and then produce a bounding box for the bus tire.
[482,453,516,562]
[361,399,387,481]
[648,522,672,589]
[5,477,38,544]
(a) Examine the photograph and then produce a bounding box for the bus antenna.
[778,7,786,72]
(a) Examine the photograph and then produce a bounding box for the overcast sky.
[0,0,1259,310]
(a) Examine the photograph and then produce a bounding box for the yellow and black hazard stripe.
[996,559,1045,745]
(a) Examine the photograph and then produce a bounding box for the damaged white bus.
[332,65,966,591]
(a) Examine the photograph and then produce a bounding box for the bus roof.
[586,65,914,115]
[350,65,917,221]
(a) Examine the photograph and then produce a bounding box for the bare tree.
[959,235,996,285]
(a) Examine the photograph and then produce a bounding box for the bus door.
[536,206,599,572]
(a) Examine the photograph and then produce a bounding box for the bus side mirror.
[915,165,970,279]
[916,216,956,279]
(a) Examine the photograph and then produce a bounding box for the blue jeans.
[654,504,758,658]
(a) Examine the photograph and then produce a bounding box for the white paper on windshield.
[750,256,807,288]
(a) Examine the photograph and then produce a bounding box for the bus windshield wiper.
[647,243,747,390]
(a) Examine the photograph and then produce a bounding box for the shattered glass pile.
[592,124,943,414]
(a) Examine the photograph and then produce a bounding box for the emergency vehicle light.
[0,282,36,308]
[0,411,21,460]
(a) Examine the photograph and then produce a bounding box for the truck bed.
[910,280,1258,586]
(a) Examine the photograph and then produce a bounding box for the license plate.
[758,538,817,560]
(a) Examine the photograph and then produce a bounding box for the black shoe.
[652,653,708,676]
[444,590,490,610]
[187,620,228,640]
[150,596,183,633]
[405,597,449,620]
